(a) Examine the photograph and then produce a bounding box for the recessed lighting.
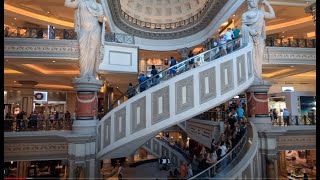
[13,81,16,83]
[306,1,309,3]
[290,66,294,68]
[47,11,50,14]
[14,18,16,20]
[117,87,118,88]
[52,60,56,62]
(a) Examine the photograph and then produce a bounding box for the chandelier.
[305,2,316,23]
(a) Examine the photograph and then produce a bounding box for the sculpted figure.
[65,0,105,80]
[242,0,275,80]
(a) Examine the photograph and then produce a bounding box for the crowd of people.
[125,27,241,101]
[164,103,247,179]
[5,110,74,131]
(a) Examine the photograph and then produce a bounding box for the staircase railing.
[189,127,248,179]
[96,39,254,159]
[142,137,188,167]
[106,37,243,113]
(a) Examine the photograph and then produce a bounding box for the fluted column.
[17,161,30,177]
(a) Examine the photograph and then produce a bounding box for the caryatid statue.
[241,0,275,80]
[65,0,105,80]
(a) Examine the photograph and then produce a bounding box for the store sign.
[34,91,47,102]
[282,87,294,92]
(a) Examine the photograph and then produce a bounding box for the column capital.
[246,79,271,93]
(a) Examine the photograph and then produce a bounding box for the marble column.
[177,47,190,61]
[17,161,30,177]
[266,157,279,179]
[19,81,38,116]
[245,80,272,131]
[278,151,287,176]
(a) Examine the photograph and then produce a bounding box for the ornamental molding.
[4,38,79,59]
[107,0,227,39]
[276,135,316,150]
[4,142,68,154]
[263,47,316,65]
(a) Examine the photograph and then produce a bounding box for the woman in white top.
[219,142,227,157]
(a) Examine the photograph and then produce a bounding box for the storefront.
[278,150,316,179]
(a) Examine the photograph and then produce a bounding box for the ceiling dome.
[106,0,227,40]
[120,0,208,24]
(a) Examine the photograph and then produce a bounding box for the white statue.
[65,0,105,80]
[241,0,275,80]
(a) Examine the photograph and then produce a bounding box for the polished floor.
[106,161,176,180]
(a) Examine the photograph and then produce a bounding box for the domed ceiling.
[106,0,227,39]
[120,0,208,24]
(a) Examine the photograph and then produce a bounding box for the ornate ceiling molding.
[106,0,227,40]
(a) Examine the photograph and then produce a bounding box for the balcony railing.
[265,37,316,48]
[4,118,73,132]
[4,26,135,44]
[271,115,316,126]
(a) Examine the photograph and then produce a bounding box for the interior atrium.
[4,0,316,179]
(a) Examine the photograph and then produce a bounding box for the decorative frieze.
[4,38,79,59]
[276,135,316,150]
[4,143,68,153]
[263,47,316,65]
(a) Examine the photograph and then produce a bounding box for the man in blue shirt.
[283,108,290,126]
[236,105,244,123]
[138,74,147,92]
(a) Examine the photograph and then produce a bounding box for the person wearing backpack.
[151,65,159,86]
[169,56,177,77]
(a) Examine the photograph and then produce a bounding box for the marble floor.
[106,162,177,180]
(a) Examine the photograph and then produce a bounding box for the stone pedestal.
[72,77,102,135]
[245,79,272,131]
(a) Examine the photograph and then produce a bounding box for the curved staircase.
[96,41,254,159]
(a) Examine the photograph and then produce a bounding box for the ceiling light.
[14,17,16,20]
[116,87,118,88]
[6,60,8,62]
[47,11,50,14]
[306,1,309,3]
[13,81,16,83]
[290,66,294,68]
[233,14,235,17]
[282,36,284,38]
[52,60,55,62]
